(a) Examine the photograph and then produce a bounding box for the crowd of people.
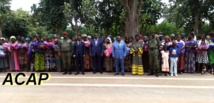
[0,31,214,77]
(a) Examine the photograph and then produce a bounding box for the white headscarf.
[107,37,112,43]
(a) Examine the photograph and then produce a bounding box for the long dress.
[142,42,149,72]
[4,41,20,71]
[0,45,9,69]
[161,51,169,72]
[124,42,132,72]
[44,41,56,71]
[176,40,185,71]
[31,41,45,71]
[104,43,113,72]
[184,40,197,73]
[17,42,28,70]
[83,40,92,70]
[131,41,143,75]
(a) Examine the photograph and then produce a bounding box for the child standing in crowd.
[169,42,180,76]
[161,45,169,76]
[54,39,61,72]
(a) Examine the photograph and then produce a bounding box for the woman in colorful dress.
[104,37,113,72]
[130,34,143,75]
[184,34,197,73]
[208,32,214,74]
[142,36,149,72]
[82,34,92,70]
[31,36,45,72]
[44,37,56,71]
[0,39,9,72]
[4,36,20,71]
[196,35,209,74]
[17,37,28,71]
[176,35,185,73]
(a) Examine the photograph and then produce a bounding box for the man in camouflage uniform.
[60,32,73,75]
[148,31,161,77]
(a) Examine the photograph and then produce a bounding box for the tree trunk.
[194,14,199,35]
[120,0,143,37]
[0,18,3,37]
[74,19,78,38]
[57,27,60,35]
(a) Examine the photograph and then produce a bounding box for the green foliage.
[31,0,67,35]
[164,0,214,34]
[3,9,31,37]
[145,20,184,36]
[140,0,163,34]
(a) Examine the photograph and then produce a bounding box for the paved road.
[0,72,214,103]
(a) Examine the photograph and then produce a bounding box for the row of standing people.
[0,31,214,77]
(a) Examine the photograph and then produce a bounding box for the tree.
[32,0,67,35]
[164,0,214,35]
[3,9,31,37]
[94,0,123,35]
[140,0,163,35]
[119,0,143,37]
[0,0,11,37]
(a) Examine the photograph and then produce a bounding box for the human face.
[77,36,81,41]
[64,35,68,39]
[106,39,110,44]
[94,34,99,39]
[173,42,177,47]
[116,36,121,42]
[21,37,25,43]
[177,36,181,41]
[135,35,140,41]
[11,38,16,43]
[188,34,192,40]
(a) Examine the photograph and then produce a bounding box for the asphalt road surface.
[0,72,214,103]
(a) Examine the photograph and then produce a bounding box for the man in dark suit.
[73,36,85,75]
[90,33,104,74]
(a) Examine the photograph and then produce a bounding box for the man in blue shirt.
[112,36,126,76]
[169,42,180,76]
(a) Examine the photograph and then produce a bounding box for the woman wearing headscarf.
[31,35,45,72]
[142,36,149,72]
[16,37,28,71]
[0,38,9,72]
[184,33,197,73]
[4,36,20,71]
[44,37,56,71]
[104,37,113,72]
[130,34,143,75]
[196,35,209,74]
[82,34,92,70]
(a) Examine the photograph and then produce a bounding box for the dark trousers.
[75,55,84,73]
[92,54,102,73]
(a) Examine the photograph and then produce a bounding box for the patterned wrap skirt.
[185,51,196,73]
[34,52,45,71]
[196,51,209,64]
